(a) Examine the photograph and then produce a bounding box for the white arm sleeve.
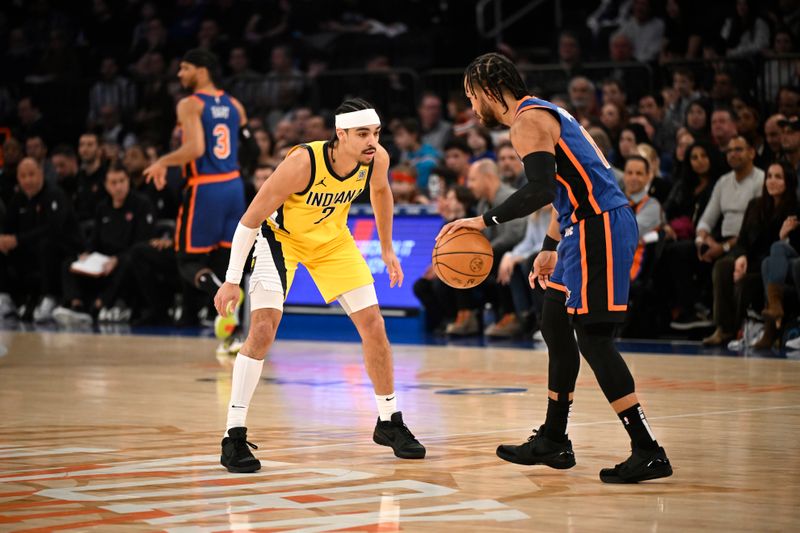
[225,223,259,284]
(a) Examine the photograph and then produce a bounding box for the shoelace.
[232,437,258,452]
[388,420,416,440]
[526,427,541,443]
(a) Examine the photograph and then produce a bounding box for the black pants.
[130,242,181,316]
[4,239,68,304]
[413,275,456,331]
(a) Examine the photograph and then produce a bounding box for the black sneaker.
[496,425,576,469]
[220,427,261,473]
[373,411,426,459]
[600,446,672,483]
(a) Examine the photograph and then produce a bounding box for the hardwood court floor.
[0,330,799,532]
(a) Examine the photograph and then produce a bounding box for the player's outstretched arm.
[215,148,312,316]
[436,110,560,240]
[369,145,403,288]
[143,97,205,190]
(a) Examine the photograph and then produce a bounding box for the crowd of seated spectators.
[4,0,800,350]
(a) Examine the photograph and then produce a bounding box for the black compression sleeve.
[482,151,557,226]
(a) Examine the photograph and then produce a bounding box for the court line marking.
[254,404,799,454]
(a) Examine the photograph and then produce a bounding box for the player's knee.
[248,317,277,351]
[540,291,569,345]
[356,309,386,341]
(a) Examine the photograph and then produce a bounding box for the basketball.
[432,228,494,288]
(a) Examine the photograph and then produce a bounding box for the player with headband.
[213,98,426,473]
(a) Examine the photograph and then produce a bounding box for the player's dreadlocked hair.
[330,97,376,145]
[464,53,528,113]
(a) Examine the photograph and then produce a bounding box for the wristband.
[225,222,259,284]
[542,235,560,252]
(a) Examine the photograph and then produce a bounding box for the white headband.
[335,108,380,129]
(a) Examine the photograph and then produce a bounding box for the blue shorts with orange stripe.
[547,205,638,323]
[175,173,245,254]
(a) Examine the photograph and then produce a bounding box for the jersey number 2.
[313,206,335,224]
[212,124,231,159]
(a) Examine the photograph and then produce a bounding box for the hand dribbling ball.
[432,228,493,288]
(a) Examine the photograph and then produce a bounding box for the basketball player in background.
[213,98,426,473]
[438,53,672,483]
[144,49,251,351]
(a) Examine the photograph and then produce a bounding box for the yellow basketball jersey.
[267,140,372,254]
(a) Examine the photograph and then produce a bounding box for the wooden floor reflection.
[0,330,798,532]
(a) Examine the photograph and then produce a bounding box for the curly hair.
[463,53,528,113]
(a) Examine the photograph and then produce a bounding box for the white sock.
[375,392,397,422]
[225,353,264,435]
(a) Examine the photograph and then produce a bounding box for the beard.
[478,102,502,129]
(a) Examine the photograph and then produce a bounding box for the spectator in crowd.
[98,105,137,150]
[660,0,702,62]
[763,113,786,164]
[75,132,109,223]
[779,115,800,176]
[776,85,800,118]
[588,126,625,181]
[447,160,526,336]
[391,118,441,192]
[252,164,275,195]
[600,101,628,150]
[495,205,553,338]
[390,165,428,205]
[614,123,648,168]
[123,144,178,222]
[465,125,495,161]
[618,0,665,63]
[733,101,766,167]
[132,51,174,150]
[601,78,629,112]
[710,71,738,107]
[24,135,57,184]
[671,129,696,182]
[53,164,156,326]
[260,45,305,125]
[16,97,49,144]
[225,46,262,118]
[637,143,672,203]
[721,0,770,57]
[666,68,700,130]
[253,128,279,167]
[638,92,677,157]
[622,155,665,335]
[417,91,453,153]
[684,97,713,142]
[557,30,583,78]
[660,141,726,330]
[748,162,800,348]
[706,160,797,347]
[272,118,300,152]
[710,107,739,153]
[693,135,764,344]
[567,76,599,123]
[0,158,83,322]
[761,29,796,102]
[88,56,137,127]
[303,114,331,143]
[496,141,526,189]
[414,184,475,332]
[0,138,23,205]
[50,144,80,199]
[442,138,472,185]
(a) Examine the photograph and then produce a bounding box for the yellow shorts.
[274,229,374,304]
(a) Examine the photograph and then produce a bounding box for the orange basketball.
[432,228,494,289]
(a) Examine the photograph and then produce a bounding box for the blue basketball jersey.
[185,91,241,178]
[515,97,628,231]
